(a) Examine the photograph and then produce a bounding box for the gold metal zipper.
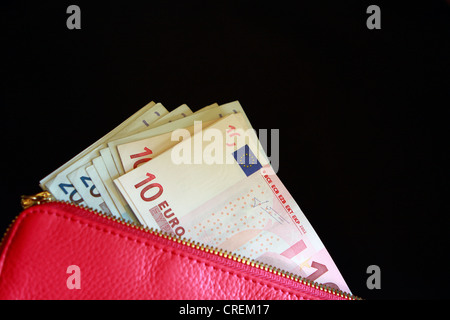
[21,191,56,210]
[11,191,360,300]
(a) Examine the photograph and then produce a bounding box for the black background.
[1,0,449,300]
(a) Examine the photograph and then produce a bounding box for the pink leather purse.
[0,200,358,300]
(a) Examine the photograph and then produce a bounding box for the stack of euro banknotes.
[40,100,350,293]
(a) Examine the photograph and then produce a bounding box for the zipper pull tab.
[21,191,55,209]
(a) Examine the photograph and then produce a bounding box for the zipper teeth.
[4,198,360,300]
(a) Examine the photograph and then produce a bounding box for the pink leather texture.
[0,202,347,300]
